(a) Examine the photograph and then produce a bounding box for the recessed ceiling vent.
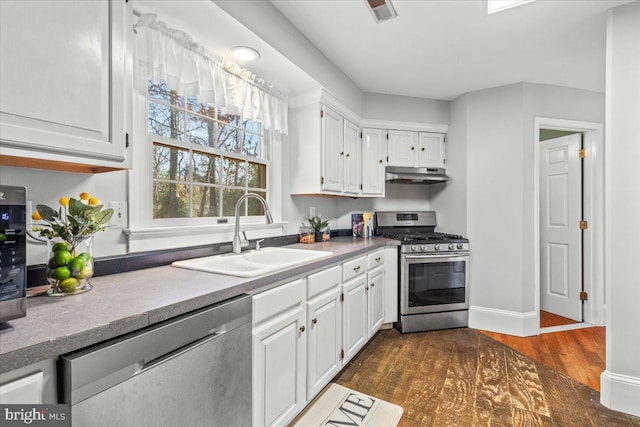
[366,0,397,23]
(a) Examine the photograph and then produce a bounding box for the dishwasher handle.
[59,295,251,405]
[136,331,221,375]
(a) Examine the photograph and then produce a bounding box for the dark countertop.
[0,237,397,374]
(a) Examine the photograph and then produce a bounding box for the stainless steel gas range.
[375,211,470,333]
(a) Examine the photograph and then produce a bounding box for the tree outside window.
[148,81,268,219]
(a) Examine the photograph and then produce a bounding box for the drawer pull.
[312,318,317,325]
[353,266,361,273]
[300,326,306,333]
[375,257,381,262]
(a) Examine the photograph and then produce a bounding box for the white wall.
[461,82,604,334]
[1,166,128,264]
[362,93,450,124]
[430,94,468,235]
[601,0,640,416]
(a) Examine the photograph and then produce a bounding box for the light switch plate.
[109,201,127,229]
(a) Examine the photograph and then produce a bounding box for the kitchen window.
[147,81,269,220]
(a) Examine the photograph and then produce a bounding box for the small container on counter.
[299,225,315,244]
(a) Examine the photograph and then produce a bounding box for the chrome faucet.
[232,193,273,254]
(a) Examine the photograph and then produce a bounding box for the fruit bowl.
[46,237,94,296]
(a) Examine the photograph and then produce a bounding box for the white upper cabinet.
[0,0,131,172]
[387,130,417,167]
[418,132,446,168]
[343,119,361,195]
[321,106,344,192]
[388,130,446,169]
[361,128,386,196]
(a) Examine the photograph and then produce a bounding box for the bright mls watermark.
[1,405,70,426]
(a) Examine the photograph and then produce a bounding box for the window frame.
[146,81,271,227]
[126,86,284,252]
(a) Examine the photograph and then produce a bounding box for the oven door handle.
[403,253,469,260]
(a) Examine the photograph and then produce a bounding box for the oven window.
[408,261,466,307]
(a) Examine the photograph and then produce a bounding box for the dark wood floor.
[334,328,639,427]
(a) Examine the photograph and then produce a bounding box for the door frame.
[533,117,605,330]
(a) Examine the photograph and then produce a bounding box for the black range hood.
[385,166,448,184]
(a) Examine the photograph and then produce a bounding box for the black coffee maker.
[0,185,27,330]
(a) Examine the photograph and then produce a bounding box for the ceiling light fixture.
[366,0,398,23]
[230,46,261,62]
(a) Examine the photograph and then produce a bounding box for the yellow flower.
[79,192,90,201]
[88,197,100,206]
[31,211,42,221]
[59,197,70,207]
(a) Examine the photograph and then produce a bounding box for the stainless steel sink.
[171,247,333,277]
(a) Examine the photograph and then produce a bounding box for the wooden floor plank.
[329,328,640,427]
[478,326,605,391]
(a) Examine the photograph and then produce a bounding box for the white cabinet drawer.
[307,266,341,299]
[367,250,384,270]
[342,256,367,282]
[253,278,305,324]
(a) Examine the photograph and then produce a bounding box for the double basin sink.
[171,246,333,278]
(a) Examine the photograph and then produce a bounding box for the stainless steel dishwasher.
[59,295,252,427]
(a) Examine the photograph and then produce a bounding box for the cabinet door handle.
[353,266,361,272]
[300,326,306,333]
[371,283,375,288]
[375,257,381,262]
[365,286,369,291]
[379,159,383,163]
[340,151,344,156]
[411,146,415,150]
[346,153,350,157]
[421,147,425,151]
[312,318,317,325]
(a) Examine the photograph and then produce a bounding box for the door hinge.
[579,148,587,159]
[443,158,446,164]
[360,183,363,190]
[579,220,588,230]
[321,177,324,185]
[386,155,389,162]
[125,132,129,148]
[340,349,344,359]
[360,131,363,139]
[340,293,344,302]
[386,133,389,140]
[580,291,588,301]
[320,109,324,118]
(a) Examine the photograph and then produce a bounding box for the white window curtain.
[134,13,288,134]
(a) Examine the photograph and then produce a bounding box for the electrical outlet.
[309,206,316,219]
[108,201,127,229]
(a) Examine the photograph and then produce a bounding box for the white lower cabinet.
[306,267,342,399]
[252,248,397,427]
[341,274,369,364]
[367,266,385,339]
[253,279,306,427]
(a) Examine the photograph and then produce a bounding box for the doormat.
[291,383,403,427]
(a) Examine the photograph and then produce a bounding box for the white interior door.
[540,134,582,321]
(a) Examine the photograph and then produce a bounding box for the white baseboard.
[600,370,640,417]
[469,305,538,337]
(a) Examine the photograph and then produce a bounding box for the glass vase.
[46,236,94,296]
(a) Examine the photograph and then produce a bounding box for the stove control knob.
[420,245,427,251]
[448,244,455,250]
[411,245,418,252]
[457,243,464,250]
[434,244,441,251]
